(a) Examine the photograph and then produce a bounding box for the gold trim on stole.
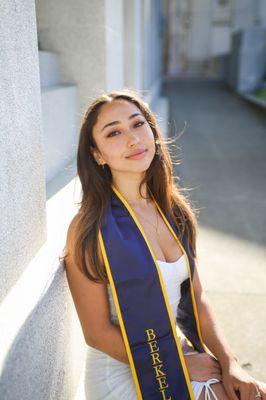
[98,229,143,399]
[98,183,199,400]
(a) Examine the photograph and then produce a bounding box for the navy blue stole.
[98,184,206,400]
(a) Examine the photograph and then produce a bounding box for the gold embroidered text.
[145,328,172,400]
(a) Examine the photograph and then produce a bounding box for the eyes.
[107,121,146,138]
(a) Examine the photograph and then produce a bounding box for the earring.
[97,157,105,168]
[99,160,107,169]
[155,142,160,155]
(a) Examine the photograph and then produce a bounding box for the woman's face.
[91,100,156,176]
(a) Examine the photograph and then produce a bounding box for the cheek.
[144,129,156,148]
[144,126,155,139]
[101,138,125,161]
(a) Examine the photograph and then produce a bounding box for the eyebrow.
[101,113,143,132]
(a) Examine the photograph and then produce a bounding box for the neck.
[111,176,152,207]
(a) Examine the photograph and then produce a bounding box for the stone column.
[0,1,46,303]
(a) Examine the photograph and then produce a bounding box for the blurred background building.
[0,1,265,399]
[166,0,266,103]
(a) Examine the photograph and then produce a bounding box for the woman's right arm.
[64,215,130,365]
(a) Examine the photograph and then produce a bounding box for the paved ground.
[162,79,266,381]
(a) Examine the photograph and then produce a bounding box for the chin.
[129,161,153,173]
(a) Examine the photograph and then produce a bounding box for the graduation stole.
[98,183,207,400]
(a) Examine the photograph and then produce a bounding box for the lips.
[126,149,147,158]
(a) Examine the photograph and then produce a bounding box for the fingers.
[238,385,249,400]
[253,384,263,400]
[239,383,259,400]
[224,384,240,400]
[256,380,266,395]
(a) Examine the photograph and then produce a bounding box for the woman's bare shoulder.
[68,212,82,231]
[64,212,104,275]
[65,213,82,253]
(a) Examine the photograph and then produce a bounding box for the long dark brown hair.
[60,88,199,284]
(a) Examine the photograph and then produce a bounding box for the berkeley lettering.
[145,328,172,400]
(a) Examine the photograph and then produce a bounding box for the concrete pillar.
[105,0,124,91]
[0,3,85,399]
[189,0,212,63]
[123,0,143,91]
[36,0,124,115]
[167,0,182,75]
[0,1,46,303]
[141,0,164,92]
[232,0,261,32]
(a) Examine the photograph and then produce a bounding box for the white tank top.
[107,254,189,327]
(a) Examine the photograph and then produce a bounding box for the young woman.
[62,89,265,400]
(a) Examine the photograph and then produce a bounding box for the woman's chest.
[137,216,183,263]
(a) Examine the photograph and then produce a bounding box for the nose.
[127,130,140,147]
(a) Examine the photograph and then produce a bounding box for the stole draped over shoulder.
[98,184,207,400]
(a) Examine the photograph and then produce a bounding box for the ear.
[90,146,101,165]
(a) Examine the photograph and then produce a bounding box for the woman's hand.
[256,380,266,400]
[221,359,262,400]
[184,352,222,381]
